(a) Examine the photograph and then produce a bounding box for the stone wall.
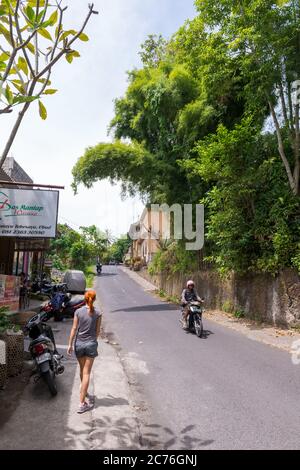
[139,268,300,327]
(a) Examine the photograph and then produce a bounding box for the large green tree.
[72,0,300,275]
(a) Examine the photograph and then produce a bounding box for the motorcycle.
[40,291,85,321]
[181,300,204,338]
[31,277,67,297]
[96,264,102,275]
[24,311,64,396]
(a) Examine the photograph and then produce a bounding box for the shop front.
[0,274,20,311]
[0,186,59,310]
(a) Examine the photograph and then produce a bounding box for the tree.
[0,0,98,168]
[72,55,244,204]
[108,235,132,263]
[194,0,300,195]
[139,34,167,67]
[49,223,106,271]
[72,1,300,275]
[80,225,108,259]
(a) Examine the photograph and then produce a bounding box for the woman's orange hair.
[84,290,96,315]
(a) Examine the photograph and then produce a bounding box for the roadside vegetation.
[72,1,300,277]
[49,224,131,277]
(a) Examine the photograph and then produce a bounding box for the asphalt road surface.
[96,265,300,450]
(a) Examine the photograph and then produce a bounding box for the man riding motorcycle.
[96,261,102,274]
[181,280,203,329]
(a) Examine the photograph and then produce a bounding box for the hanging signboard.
[0,188,59,238]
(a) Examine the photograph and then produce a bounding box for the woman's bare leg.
[77,356,86,382]
[80,357,95,404]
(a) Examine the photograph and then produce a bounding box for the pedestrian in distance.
[67,290,102,414]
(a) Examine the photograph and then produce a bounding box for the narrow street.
[1,265,300,450]
[97,266,300,450]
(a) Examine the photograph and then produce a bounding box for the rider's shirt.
[181,288,200,304]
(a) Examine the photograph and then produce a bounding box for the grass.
[156,289,179,304]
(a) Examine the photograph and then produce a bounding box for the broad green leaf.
[14,95,37,104]
[11,80,26,94]
[25,5,35,23]
[5,85,13,104]
[37,78,51,85]
[43,88,57,95]
[37,9,46,23]
[28,0,46,6]
[59,29,77,42]
[48,10,58,26]
[65,53,73,64]
[79,33,89,42]
[17,56,29,76]
[38,100,47,120]
[0,52,9,61]
[26,42,35,54]
[0,23,12,44]
[0,61,6,71]
[3,0,12,15]
[37,28,52,41]
[71,50,81,58]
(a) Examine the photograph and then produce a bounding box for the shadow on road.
[184,329,214,340]
[94,394,129,408]
[201,329,214,339]
[64,417,214,450]
[113,304,177,313]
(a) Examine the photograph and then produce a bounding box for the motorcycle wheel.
[42,370,57,396]
[54,310,64,322]
[194,315,203,338]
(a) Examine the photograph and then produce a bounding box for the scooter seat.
[67,295,85,307]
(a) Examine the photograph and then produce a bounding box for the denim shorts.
[75,340,98,358]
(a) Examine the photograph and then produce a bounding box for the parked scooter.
[24,311,64,396]
[180,300,204,337]
[40,291,85,321]
[31,276,67,297]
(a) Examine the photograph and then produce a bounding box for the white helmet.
[187,280,194,287]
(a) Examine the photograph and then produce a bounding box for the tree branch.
[14,2,35,77]
[294,103,300,193]
[287,80,296,136]
[36,3,97,81]
[0,105,13,114]
[269,99,297,195]
[279,81,289,129]
[0,3,98,169]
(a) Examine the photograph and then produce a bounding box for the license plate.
[36,353,51,364]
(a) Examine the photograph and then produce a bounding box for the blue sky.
[1,0,196,236]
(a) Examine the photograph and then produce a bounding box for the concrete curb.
[119,266,157,292]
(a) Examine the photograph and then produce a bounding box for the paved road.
[96,266,300,450]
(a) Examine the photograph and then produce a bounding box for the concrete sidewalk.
[0,317,140,450]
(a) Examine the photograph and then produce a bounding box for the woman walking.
[67,290,102,414]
